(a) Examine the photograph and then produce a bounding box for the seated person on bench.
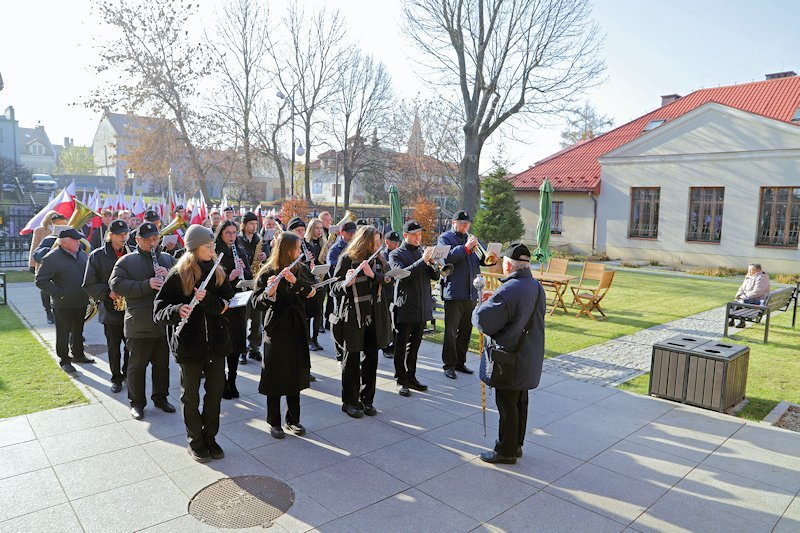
[729,263,770,328]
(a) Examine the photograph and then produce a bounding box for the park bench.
[723,283,798,343]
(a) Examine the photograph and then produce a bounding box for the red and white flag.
[191,191,208,225]
[19,187,75,235]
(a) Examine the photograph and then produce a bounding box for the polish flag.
[19,187,75,235]
[191,191,208,225]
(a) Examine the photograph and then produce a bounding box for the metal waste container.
[649,336,708,402]
[685,341,749,412]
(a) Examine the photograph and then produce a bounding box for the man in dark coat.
[109,222,176,420]
[437,210,498,379]
[238,211,267,361]
[473,244,545,465]
[389,221,439,396]
[88,210,114,250]
[381,229,403,357]
[83,219,131,392]
[36,228,94,373]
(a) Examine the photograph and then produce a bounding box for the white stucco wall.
[598,104,800,273]
[517,190,597,254]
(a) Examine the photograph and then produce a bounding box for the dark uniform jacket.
[438,229,489,301]
[389,242,440,324]
[472,268,546,390]
[36,247,89,309]
[83,242,129,325]
[153,261,234,363]
[109,248,176,338]
[216,240,253,354]
[252,266,314,396]
[330,254,392,352]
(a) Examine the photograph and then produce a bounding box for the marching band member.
[82,219,131,392]
[36,228,94,373]
[209,209,222,233]
[287,217,319,380]
[303,217,325,352]
[319,211,332,241]
[29,211,68,324]
[325,221,357,361]
[223,206,235,222]
[252,231,317,439]
[381,229,402,357]
[437,210,497,380]
[109,222,177,420]
[154,225,234,463]
[214,219,252,397]
[330,225,393,418]
[238,211,267,362]
[389,221,439,396]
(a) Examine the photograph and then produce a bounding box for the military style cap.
[110,220,130,234]
[453,210,470,222]
[504,243,531,261]
[58,228,84,240]
[403,220,423,233]
[137,222,159,238]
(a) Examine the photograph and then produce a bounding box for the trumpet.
[422,246,454,277]
[466,232,497,266]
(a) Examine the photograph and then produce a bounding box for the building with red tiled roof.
[511,73,800,271]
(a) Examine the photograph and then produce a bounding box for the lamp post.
[276,90,305,198]
[125,167,135,195]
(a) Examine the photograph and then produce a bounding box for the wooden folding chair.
[541,257,569,304]
[570,262,605,305]
[574,270,615,320]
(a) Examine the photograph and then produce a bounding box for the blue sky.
[0,0,797,173]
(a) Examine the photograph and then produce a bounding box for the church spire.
[407,109,425,157]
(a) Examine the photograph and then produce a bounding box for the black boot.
[222,380,232,400]
[46,309,54,324]
[228,376,240,398]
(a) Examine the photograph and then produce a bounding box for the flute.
[174,253,225,337]
[343,246,384,286]
[264,255,303,293]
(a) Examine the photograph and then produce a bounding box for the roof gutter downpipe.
[590,191,598,253]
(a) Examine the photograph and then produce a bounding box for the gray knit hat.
[183,224,214,251]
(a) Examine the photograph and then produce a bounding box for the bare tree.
[252,99,291,201]
[268,4,351,200]
[330,51,395,211]
[87,0,216,198]
[559,100,613,148]
[404,0,604,214]
[207,0,270,188]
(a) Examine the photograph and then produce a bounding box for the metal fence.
[0,204,35,268]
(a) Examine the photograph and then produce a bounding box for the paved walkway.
[2,282,800,532]
[543,307,728,386]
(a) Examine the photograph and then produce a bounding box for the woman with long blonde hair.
[154,225,234,463]
[252,231,317,439]
[304,217,325,351]
[330,225,393,418]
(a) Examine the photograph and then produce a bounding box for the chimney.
[661,94,681,107]
[765,71,797,80]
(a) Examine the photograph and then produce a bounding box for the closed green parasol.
[389,184,403,233]
[532,179,554,264]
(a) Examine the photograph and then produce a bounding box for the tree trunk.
[304,125,312,201]
[460,132,482,216]
[269,129,287,202]
[343,166,352,212]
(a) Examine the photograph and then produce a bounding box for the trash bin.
[685,341,749,413]
[649,336,709,402]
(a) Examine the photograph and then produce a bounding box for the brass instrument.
[466,232,497,266]
[422,246,454,277]
[320,210,355,260]
[159,214,189,237]
[113,245,132,311]
[250,234,266,276]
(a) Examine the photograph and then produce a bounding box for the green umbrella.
[389,185,403,233]
[533,179,554,265]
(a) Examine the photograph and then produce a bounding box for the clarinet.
[230,241,245,282]
[152,249,163,280]
[301,239,315,266]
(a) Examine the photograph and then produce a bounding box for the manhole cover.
[83,344,107,356]
[188,475,294,529]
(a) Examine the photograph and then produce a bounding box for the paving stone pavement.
[3,282,800,533]
[543,306,730,386]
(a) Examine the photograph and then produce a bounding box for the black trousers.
[247,308,263,354]
[342,324,379,407]
[442,300,476,369]
[104,322,129,385]
[394,321,424,385]
[180,357,225,451]
[40,290,51,312]
[53,308,85,366]
[267,394,300,427]
[126,336,170,408]
[495,389,529,457]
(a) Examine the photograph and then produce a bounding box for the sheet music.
[228,290,253,308]
[430,245,451,261]
[486,242,502,257]
[161,235,179,246]
[312,264,329,278]
[385,268,411,280]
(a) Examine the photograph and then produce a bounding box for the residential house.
[510,72,800,272]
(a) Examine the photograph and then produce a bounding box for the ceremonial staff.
[474,273,487,436]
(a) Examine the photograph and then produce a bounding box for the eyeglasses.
[223,230,237,236]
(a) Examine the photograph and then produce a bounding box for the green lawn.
[3,270,34,283]
[618,310,799,421]
[0,306,86,418]
[425,267,738,358]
